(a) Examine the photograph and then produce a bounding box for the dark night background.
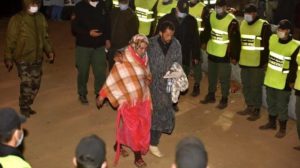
[0,0,23,17]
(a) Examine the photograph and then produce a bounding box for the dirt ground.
[0,19,299,168]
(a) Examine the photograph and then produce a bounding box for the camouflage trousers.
[16,61,43,112]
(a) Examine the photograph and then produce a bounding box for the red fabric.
[114,100,152,164]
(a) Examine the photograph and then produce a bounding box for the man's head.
[119,0,129,10]
[73,135,107,168]
[0,108,26,147]
[244,4,258,23]
[215,0,227,15]
[159,21,175,44]
[172,137,208,168]
[23,0,40,14]
[176,0,189,18]
[277,19,293,40]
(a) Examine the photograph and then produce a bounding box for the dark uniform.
[237,4,272,121]
[72,0,110,104]
[108,0,139,70]
[259,20,300,139]
[188,0,210,96]
[4,0,54,117]
[200,0,241,109]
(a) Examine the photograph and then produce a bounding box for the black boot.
[247,108,260,121]
[20,109,30,118]
[216,97,228,109]
[200,92,216,104]
[79,95,88,104]
[259,115,277,130]
[237,106,254,116]
[275,120,287,138]
[191,83,200,97]
[173,103,179,112]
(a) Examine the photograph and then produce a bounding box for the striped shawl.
[100,46,152,108]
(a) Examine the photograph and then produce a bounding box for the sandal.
[134,158,147,168]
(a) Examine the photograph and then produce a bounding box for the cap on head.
[177,0,189,13]
[175,136,208,168]
[215,0,227,7]
[0,108,26,135]
[23,0,39,7]
[244,3,257,13]
[75,135,106,168]
[278,19,293,31]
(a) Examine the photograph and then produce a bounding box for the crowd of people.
[1,0,300,167]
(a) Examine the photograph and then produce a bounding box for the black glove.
[4,59,13,72]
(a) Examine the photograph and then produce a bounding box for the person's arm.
[287,46,300,85]
[200,12,211,47]
[175,40,183,65]
[4,15,19,61]
[42,15,53,55]
[41,14,55,63]
[191,17,201,62]
[228,19,241,63]
[103,5,111,42]
[260,22,272,67]
[4,15,20,71]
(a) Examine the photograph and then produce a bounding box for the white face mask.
[216,7,224,15]
[119,4,129,11]
[244,14,253,23]
[28,6,38,13]
[177,11,187,18]
[277,31,287,39]
[16,130,24,147]
[89,1,99,7]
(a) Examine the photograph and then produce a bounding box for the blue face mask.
[177,11,187,18]
[119,4,129,11]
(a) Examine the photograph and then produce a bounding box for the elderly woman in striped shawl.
[96,34,152,168]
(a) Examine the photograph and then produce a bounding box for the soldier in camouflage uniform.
[4,0,55,117]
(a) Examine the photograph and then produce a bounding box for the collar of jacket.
[0,143,24,159]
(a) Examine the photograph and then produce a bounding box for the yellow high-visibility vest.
[207,11,235,57]
[239,19,267,67]
[135,0,157,36]
[0,155,31,168]
[189,2,205,32]
[156,0,177,19]
[264,35,300,89]
[112,0,119,7]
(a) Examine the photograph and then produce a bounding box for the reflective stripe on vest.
[264,34,300,89]
[113,0,119,7]
[204,0,217,5]
[189,2,205,32]
[0,155,32,168]
[239,19,267,67]
[135,0,156,36]
[207,11,235,57]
